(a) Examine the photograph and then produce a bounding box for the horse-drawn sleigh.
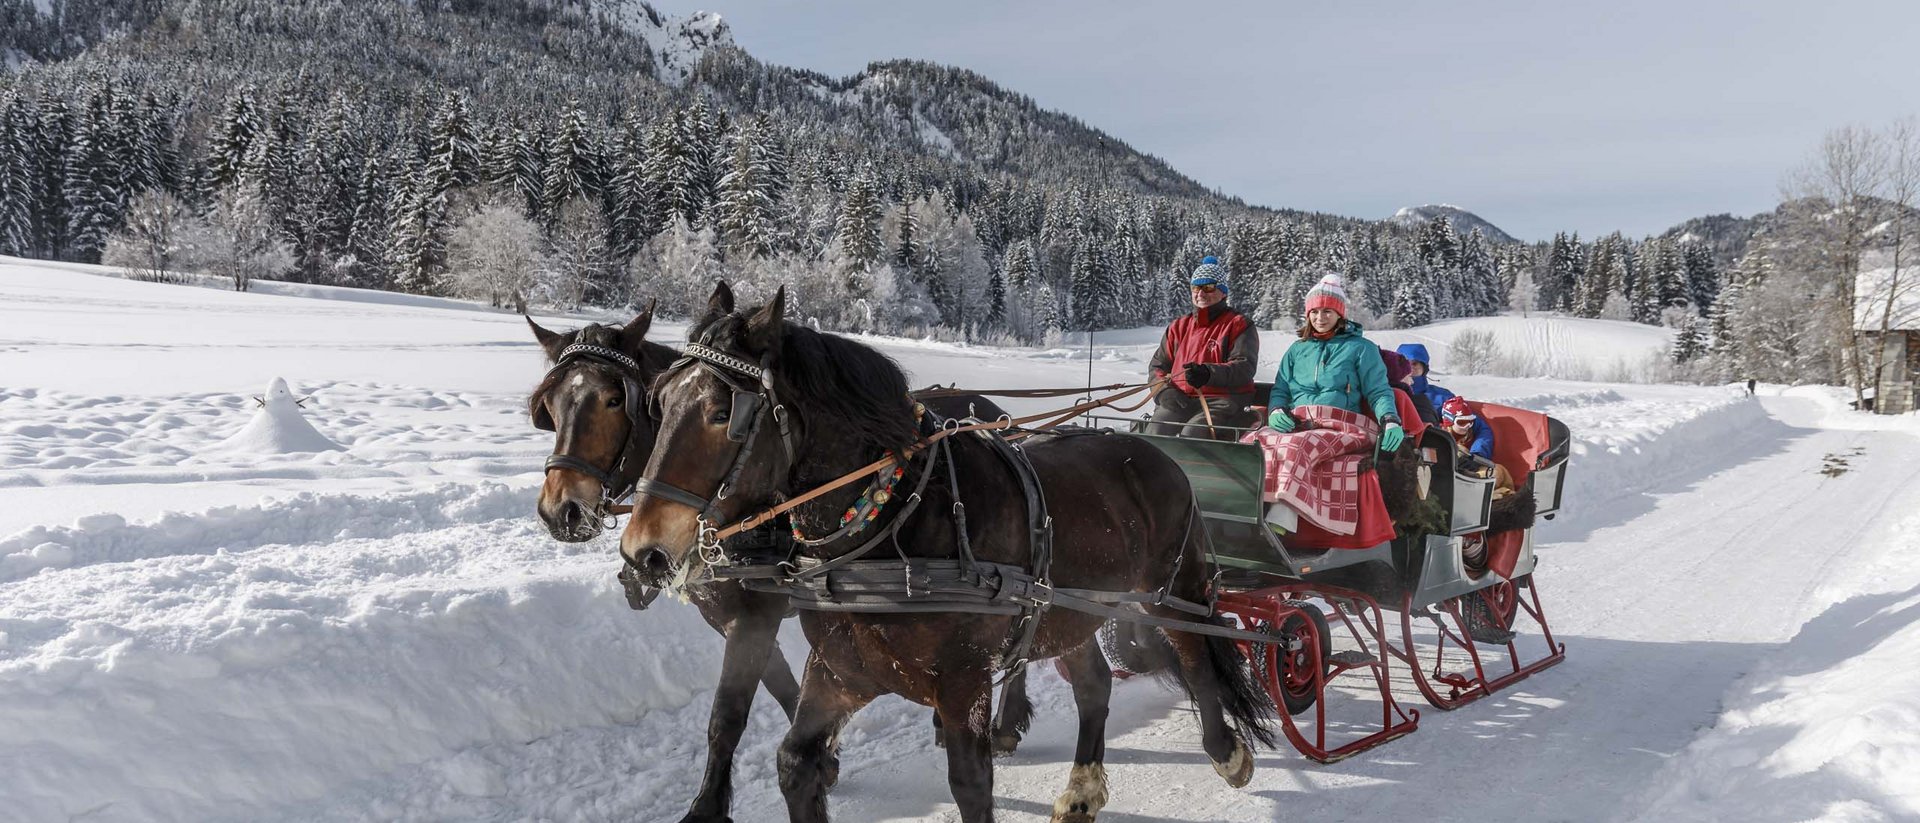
[525,283,1571,822]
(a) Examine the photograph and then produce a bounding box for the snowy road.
[705,394,1920,822]
[6,265,1918,822]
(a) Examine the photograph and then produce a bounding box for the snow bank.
[0,481,532,581]
[0,513,721,823]
[1631,512,1920,822]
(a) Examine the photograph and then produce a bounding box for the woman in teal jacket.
[1250,273,1403,536]
[1267,275,1404,450]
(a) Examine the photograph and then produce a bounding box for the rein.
[695,377,1165,546]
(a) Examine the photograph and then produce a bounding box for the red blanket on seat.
[1242,405,1376,535]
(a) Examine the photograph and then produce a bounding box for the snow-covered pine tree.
[426,92,479,191]
[836,164,884,271]
[540,101,601,230]
[1671,313,1705,363]
[206,87,261,192]
[1682,241,1720,314]
[1036,281,1062,339]
[1392,266,1435,328]
[1546,232,1583,312]
[0,91,33,257]
[915,193,987,331]
[344,152,392,288]
[1000,238,1038,340]
[1574,235,1615,318]
[1638,238,1689,322]
[603,116,656,264]
[713,116,786,259]
[1068,230,1114,330]
[60,86,122,262]
[32,95,74,259]
[1459,228,1499,316]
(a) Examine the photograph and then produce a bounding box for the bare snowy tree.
[1783,124,1888,405]
[183,185,294,291]
[446,201,542,311]
[102,191,198,283]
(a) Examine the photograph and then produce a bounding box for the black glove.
[1182,363,1211,388]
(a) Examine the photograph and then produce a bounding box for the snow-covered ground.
[3,260,1918,822]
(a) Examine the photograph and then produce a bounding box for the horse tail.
[1162,507,1279,750]
[1198,627,1279,749]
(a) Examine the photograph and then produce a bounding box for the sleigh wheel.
[1251,601,1332,716]
[1470,575,1523,632]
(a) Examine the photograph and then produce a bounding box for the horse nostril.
[641,548,673,578]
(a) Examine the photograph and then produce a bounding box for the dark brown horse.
[621,284,1275,823]
[526,309,1035,823]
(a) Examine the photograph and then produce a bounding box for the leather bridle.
[536,342,653,521]
[631,342,799,560]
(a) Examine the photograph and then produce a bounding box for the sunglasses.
[1191,285,1221,294]
[1447,417,1476,427]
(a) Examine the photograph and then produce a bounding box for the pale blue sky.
[659,0,1920,241]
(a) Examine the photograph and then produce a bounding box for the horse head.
[527,301,668,542]
[619,281,918,586]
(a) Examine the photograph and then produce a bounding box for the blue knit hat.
[1190,256,1229,295]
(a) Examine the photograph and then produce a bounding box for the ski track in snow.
[5,264,1919,822]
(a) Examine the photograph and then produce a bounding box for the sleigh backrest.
[1469,401,1570,517]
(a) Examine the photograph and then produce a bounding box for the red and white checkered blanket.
[1239,405,1380,535]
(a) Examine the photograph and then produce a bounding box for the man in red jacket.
[1147,256,1261,438]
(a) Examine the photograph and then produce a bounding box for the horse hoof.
[1052,811,1097,823]
[991,732,1022,758]
[1212,738,1253,788]
[676,815,732,823]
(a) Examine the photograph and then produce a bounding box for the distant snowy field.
[3,258,1918,822]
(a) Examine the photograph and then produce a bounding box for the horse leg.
[678,599,787,823]
[991,664,1034,757]
[746,594,802,720]
[1147,605,1272,788]
[778,652,873,823]
[1050,641,1112,823]
[934,666,999,823]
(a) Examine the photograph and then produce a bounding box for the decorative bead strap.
[684,343,765,381]
[556,343,643,375]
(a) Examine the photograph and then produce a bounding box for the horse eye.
[606,394,623,409]
[710,409,731,425]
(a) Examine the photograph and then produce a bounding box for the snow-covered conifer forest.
[6,0,1913,394]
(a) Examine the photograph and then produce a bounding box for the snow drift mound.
[215,378,342,454]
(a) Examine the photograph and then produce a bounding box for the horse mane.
[695,310,919,458]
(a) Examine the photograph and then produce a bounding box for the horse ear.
[745,286,786,354]
[527,315,567,361]
[691,281,734,339]
[619,298,656,354]
[707,281,735,316]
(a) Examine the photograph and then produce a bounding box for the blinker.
[728,391,762,442]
